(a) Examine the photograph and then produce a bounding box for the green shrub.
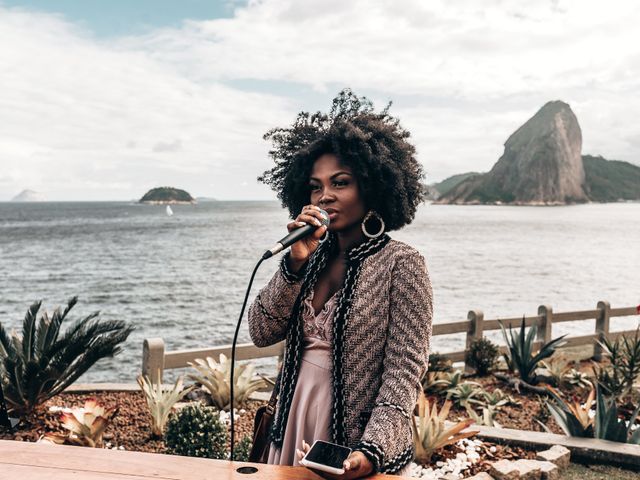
[465,337,500,376]
[164,404,228,459]
[232,435,252,461]
[428,352,453,373]
[0,297,133,414]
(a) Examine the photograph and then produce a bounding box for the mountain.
[437,101,589,205]
[11,190,46,202]
[583,155,640,201]
[431,172,482,198]
[139,187,196,204]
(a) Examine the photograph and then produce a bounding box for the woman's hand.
[287,205,327,272]
[296,440,374,480]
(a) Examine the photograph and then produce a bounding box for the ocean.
[0,201,639,382]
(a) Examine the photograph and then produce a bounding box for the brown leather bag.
[248,381,278,463]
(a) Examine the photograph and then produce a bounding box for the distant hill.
[583,155,640,202]
[139,187,195,204]
[437,101,589,205]
[431,172,482,198]
[11,189,46,202]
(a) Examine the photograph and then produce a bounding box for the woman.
[248,90,433,478]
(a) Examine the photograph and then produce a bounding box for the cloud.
[152,139,183,153]
[1,1,639,199]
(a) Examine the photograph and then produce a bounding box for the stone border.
[471,424,640,470]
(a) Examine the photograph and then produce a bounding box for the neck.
[334,223,367,255]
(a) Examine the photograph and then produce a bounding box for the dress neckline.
[306,288,340,317]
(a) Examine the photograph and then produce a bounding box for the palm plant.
[187,354,267,411]
[137,372,195,438]
[0,297,133,415]
[499,317,567,385]
[411,391,478,464]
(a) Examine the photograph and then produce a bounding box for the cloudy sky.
[1,0,639,201]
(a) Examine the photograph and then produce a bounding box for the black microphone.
[262,209,330,259]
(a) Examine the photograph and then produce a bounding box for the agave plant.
[564,369,593,390]
[499,317,567,385]
[411,391,478,464]
[545,387,595,437]
[0,297,134,414]
[137,372,195,438]
[446,382,483,408]
[540,354,571,386]
[421,371,447,394]
[593,385,640,444]
[465,404,500,428]
[432,369,465,393]
[592,363,626,399]
[546,385,640,444]
[44,398,117,447]
[471,388,516,410]
[597,329,640,395]
[187,354,267,410]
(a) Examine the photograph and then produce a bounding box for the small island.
[139,187,196,205]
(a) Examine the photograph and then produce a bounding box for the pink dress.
[267,288,338,466]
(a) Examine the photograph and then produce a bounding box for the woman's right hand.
[287,205,327,272]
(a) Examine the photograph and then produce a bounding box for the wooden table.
[0,440,400,479]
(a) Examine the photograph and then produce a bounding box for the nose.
[318,192,335,206]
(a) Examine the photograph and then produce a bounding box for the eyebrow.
[309,171,353,181]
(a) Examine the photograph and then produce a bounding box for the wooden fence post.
[537,305,553,344]
[594,300,611,361]
[465,310,484,373]
[142,338,165,384]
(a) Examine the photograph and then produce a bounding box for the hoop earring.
[361,210,385,239]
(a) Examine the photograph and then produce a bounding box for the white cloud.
[1,0,639,200]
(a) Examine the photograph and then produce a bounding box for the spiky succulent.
[137,372,194,438]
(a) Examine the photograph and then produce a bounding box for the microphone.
[262,209,330,259]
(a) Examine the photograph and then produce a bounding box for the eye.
[309,184,321,191]
[333,179,349,187]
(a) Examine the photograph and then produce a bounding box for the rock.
[489,459,520,480]
[536,445,570,469]
[467,473,495,480]
[537,461,559,480]
[436,101,589,205]
[513,459,542,480]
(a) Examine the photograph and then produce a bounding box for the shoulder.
[379,238,426,265]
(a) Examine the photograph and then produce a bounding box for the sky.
[1,0,640,201]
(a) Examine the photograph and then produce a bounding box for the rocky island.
[11,189,46,202]
[139,187,196,205]
[434,101,640,205]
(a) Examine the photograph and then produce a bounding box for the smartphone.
[300,439,352,475]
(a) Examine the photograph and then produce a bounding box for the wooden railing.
[142,301,640,383]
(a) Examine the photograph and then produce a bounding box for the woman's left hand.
[296,440,374,479]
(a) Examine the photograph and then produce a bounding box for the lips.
[323,208,339,221]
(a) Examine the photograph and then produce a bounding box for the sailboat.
[166,205,174,216]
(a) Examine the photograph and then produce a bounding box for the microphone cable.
[229,255,264,462]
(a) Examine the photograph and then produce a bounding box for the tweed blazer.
[247,233,433,474]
